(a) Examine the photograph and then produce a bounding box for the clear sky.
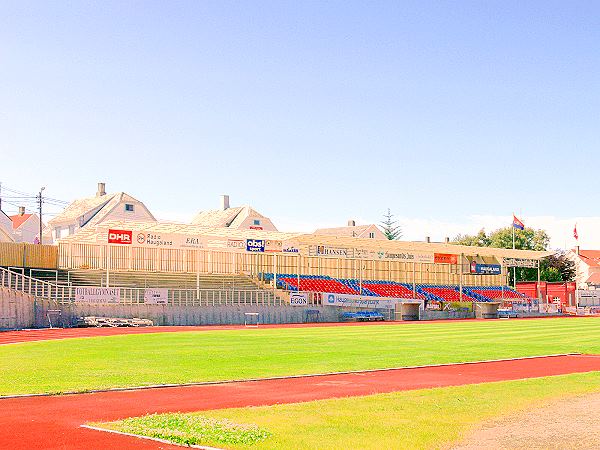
[1,1,598,247]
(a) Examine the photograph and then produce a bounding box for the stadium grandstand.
[50,219,551,295]
[1,211,555,328]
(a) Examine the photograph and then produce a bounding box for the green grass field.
[1,317,599,395]
[93,372,600,449]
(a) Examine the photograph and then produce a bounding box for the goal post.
[244,312,259,328]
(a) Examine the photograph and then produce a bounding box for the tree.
[452,227,549,251]
[380,209,402,240]
[540,251,576,282]
[453,229,490,247]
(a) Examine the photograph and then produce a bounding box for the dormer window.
[125,204,134,212]
[253,219,260,225]
[369,232,375,239]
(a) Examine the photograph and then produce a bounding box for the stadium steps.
[47,270,266,291]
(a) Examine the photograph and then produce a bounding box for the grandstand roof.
[59,219,553,260]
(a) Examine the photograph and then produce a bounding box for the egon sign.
[108,229,132,245]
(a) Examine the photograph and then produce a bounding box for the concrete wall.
[27,301,342,328]
[421,309,474,320]
[0,287,35,330]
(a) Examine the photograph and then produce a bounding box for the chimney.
[18,206,25,216]
[221,194,230,211]
[348,219,356,227]
[426,236,431,243]
[96,182,106,197]
[445,237,450,243]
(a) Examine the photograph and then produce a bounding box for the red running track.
[1,354,600,450]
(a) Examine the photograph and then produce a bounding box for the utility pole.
[38,187,45,244]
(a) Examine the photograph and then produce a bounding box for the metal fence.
[0,267,284,307]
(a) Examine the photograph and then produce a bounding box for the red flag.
[574,224,578,240]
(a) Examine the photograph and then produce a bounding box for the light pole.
[38,187,45,244]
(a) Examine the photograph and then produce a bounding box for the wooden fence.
[0,243,58,269]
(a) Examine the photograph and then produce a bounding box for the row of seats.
[465,286,529,301]
[260,273,531,303]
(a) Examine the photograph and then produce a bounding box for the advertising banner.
[289,292,309,306]
[503,258,538,268]
[106,230,208,249]
[265,240,282,253]
[246,239,265,252]
[108,229,132,245]
[75,287,121,303]
[376,250,434,263]
[434,253,458,264]
[144,288,169,305]
[309,245,353,258]
[323,293,397,309]
[282,241,300,254]
[469,262,502,275]
[227,239,246,251]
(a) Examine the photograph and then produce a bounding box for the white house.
[566,247,600,288]
[47,183,156,242]
[0,210,15,242]
[9,207,44,243]
[191,195,278,231]
[313,220,387,240]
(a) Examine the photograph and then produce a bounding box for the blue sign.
[470,263,501,275]
[246,239,265,252]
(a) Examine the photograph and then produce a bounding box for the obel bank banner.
[323,293,397,309]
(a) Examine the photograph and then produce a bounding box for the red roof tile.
[9,214,33,229]
[575,250,600,268]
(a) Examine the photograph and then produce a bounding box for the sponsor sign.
[434,253,458,264]
[108,229,132,245]
[135,232,174,247]
[323,293,397,309]
[503,258,538,268]
[246,239,265,252]
[75,287,121,303]
[310,245,353,258]
[377,250,434,263]
[144,288,168,305]
[134,232,204,249]
[282,241,300,253]
[265,240,282,253]
[227,239,245,250]
[469,262,501,275]
[289,292,309,306]
[249,225,263,230]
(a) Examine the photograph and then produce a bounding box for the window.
[369,232,375,239]
[125,204,134,212]
[68,225,75,235]
[253,219,260,225]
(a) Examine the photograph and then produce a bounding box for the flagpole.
[512,215,516,289]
